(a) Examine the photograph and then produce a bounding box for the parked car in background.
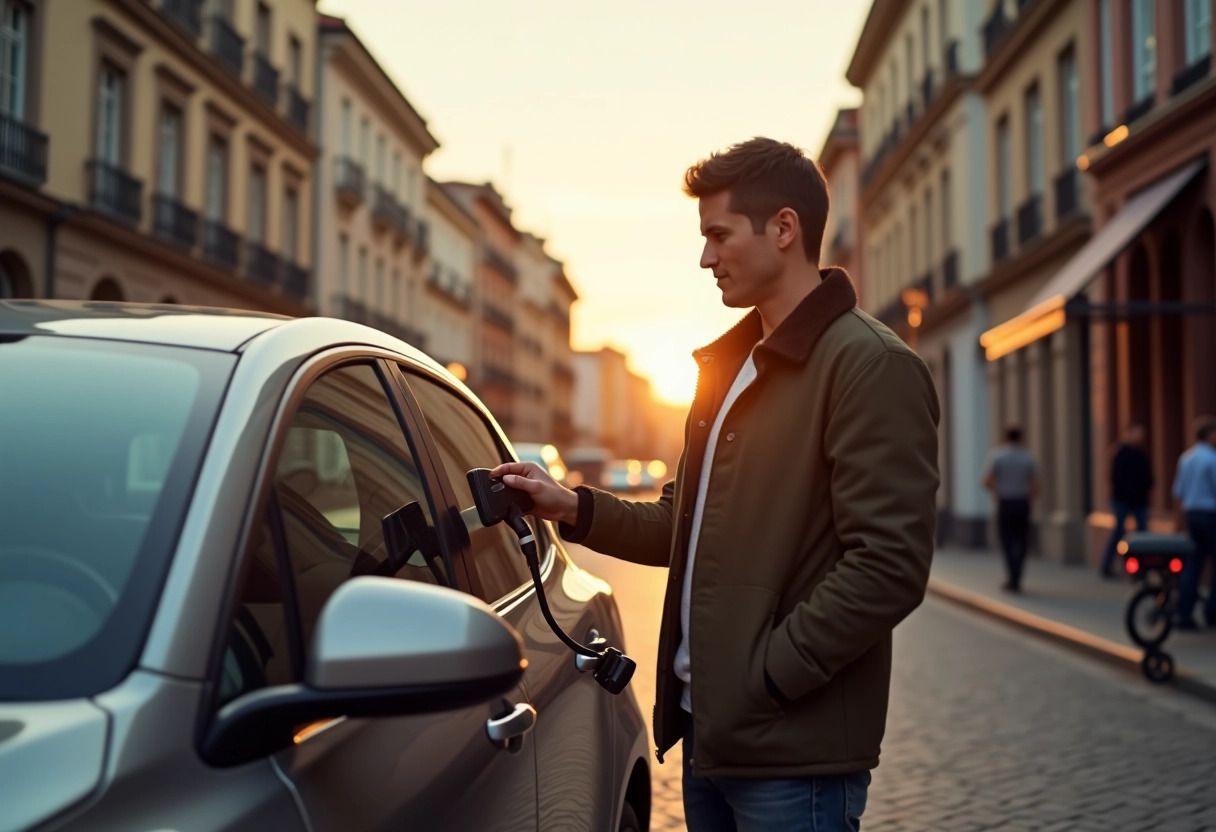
[565,446,611,489]
[0,301,650,832]
[512,442,570,487]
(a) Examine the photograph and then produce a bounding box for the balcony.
[161,0,203,39]
[483,246,517,283]
[286,85,310,132]
[944,40,960,79]
[203,221,240,270]
[904,101,916,130]
[246,242,280,286]
[0,113,48,185]
[373,314,426,348]
[152,195,198,248]
[830,220,853,257]
[283,262,309,301]
[1122,95,1155,126]
[991,218,1010,263]
[1172,54,1212,97]
[88,161,143,225]
[210,15,244,77]
[551,360,575,381]
[1016,194,1042,245]
[983,5,1012,58]
[372,184,404,233]
[942,249,959,291]
[426,264,472,308]
[1054,168,1079,223]
[483,364,516,390]
[252,53,279,103]
[333,295,370,325]
[482,301,515,333]
[334,157,365,207]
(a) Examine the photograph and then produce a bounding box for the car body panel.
[0,699,108,832]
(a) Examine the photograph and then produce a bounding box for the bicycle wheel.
[1126,586,1173,648]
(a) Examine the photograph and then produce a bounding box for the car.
[0,300,650,832]
[512,442,571,487]
[602,460,644,493]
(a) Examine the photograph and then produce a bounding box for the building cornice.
[846,0,905,87]
[1084,77,1216,179]
[974,0,1073,95]
[426,178,480,238]
[976,214,1091,301]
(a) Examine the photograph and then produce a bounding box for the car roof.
[0,300,290,351]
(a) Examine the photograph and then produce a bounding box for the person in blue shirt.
[1172,418,1216,629]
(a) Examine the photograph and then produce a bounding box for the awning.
[980,157,1207,360]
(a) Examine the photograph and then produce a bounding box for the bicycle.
[1120,532,1195,683]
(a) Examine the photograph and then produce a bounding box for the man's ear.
[773,207,801,253]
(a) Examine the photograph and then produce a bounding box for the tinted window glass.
[0,336,231,701]
[276,363,445,645]
[405,373,530,602]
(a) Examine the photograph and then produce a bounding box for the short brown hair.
[683,137,830,262]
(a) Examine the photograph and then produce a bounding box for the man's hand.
[490,461,581,527]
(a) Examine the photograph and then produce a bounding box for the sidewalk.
[928,546,1216,703]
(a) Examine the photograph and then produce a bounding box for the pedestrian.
[1100,424,1153,578]
[1171,417,1216,630]
[493,137,940,832]
[983,426,1038,593]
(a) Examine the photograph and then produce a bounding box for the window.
[282,186,298,262]
[375,258,384,312]
[376,134,385,181]
[96,62,124,165]
[392,152,401,197]
[255,2,271,56]
[1185,0,1212,66]
[288,35,301,86]
[905,34,915,103]
[392,268,401,318]
[909,205,919,274]
[0,0,28,118]
[924,188,934,268]
[1131,0,1156,103]
[996,116,1011,219]
[248,164,267,244]
[358,246,368,301]
[1099,0,1114,126]
[157,105,183,198]
[1025,83,1043,196]
[921,6,931,74]
[205,135,228,221]
[938,0,948,57]
[219,363,446,704]
[941,169,952,250]
[360,117,369,166]
[340,98,351,156]
[407,374,532,602]
[1058,45,1080,166]
[338,233,349,294]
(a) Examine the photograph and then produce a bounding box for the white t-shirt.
[674,348,759,713]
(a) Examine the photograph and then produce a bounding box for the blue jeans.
[1101,501,1149,574]
[1178,511,1216,624]
[682,724,870,831]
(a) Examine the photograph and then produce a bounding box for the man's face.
[698,190,784,309]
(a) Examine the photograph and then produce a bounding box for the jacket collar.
[692,267,858,365]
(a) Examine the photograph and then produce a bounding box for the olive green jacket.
[561,268,940,777]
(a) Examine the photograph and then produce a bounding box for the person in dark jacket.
[1100,424,1153,578]
[492,137,939,832]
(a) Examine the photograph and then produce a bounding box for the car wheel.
[618,801,643,832]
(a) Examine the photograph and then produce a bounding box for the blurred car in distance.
[513,442,570,486]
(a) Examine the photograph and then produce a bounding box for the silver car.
[0,301,650,832]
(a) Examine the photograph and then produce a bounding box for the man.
[1100,424,1153,578]
[1172,418,1216,630]
[493,138,939,831]
[982,427,1038,593]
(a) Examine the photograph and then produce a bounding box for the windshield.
[0,336,233,701]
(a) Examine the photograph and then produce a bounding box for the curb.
[926,578,1216,706]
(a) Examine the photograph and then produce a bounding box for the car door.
[398,366,625,830]
[210,355,538,832]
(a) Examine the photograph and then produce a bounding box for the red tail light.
[1169,558,1184,574]
[1126,557,1141,575]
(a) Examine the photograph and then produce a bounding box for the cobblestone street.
[568,543,1216,831]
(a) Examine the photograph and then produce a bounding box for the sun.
[633,352,698,406]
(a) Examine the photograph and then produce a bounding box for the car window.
[405,373,532,603]
[218,363,446,705]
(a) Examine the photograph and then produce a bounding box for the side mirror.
[202,577,526,767]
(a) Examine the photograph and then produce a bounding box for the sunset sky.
[317,0,870,404]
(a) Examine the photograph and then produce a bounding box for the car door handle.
[486,702,537,745]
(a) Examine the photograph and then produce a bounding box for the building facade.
[445,181,520,433]
[848,0,994,547]
[314,15,432,345]
[514,232,553,443]
[422,176,477,375]
[983,0,1216,563]
[819,107,865,304]
[0,0,317,311]
[549,266,578,449]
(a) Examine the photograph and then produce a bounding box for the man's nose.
[700,244,716,270]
